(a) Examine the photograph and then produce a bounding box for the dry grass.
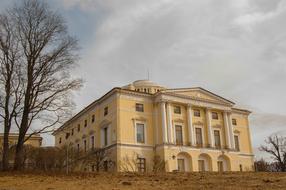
[0,172,286,190]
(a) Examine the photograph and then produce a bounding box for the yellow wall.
[53,86,254,172]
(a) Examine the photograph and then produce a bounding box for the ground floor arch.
[217,155,231,172]
[198,153,212,171]
[177,152,192,172]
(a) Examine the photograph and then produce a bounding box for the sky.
[1,0,286,160]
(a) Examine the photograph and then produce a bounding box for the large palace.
[53,80,254,172]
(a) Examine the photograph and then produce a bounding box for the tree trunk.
[2,129,10,171]
[13,135,25,170]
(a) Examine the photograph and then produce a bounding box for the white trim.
[167,102,173,143]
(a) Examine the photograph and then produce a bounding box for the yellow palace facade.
[53,80,254,172]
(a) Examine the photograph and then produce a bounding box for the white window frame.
[101,124,110,147]
[194,125,205,146]
[173,123,184,145]
[134,121,147,145]
[213,129,222,148]
[234,134,240,151]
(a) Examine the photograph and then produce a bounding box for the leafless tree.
[254,159,270,172]
[0,0,83,170]
[152,155,165,173]
[260,135,286,172]
[0,11,23,170]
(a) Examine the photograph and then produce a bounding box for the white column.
[166,102,173,144]
[223,111,231,149]
[206,108,214,147]
[187,104,195,146]
[160,102,168,143]
[227,113,235,149]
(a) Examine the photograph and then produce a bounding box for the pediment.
[164,87,234,105]
[99,119,111,127]
[173,118,184,123]
[132,116,147,122]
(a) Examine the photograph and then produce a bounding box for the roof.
[53,80,251,135]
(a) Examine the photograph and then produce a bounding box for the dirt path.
[0,172,286,190]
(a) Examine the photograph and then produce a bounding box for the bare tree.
[0,0,83,170]
[0,12,23,170]
[260,135,286,172]
[254,159,270,172]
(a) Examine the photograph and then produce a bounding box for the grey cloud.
[1,0,285,154]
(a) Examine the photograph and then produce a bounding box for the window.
[234,135,240,151]
[177,159,185,172]
[212,112,218,120]
[195,128,203,146]
[91,136,95,150]
[198,160,205,172]
[239,164,243,172]
[214,130,221,148]
[59,137,62,144]
[84,119,87,127]
[136,103,144,112]
[104,127,108,146]
[71,128,74,136]
[104,107,108,116]
[136,123,145,143]
[194,109,200,117]
[175,125,183,145]
[92,114,95,123]
[77,124,80,132]
[77,144,80,153]
[217,161,223,172]
[65,133,70,139]
[84,140,87,152]
[137,158,146,172]
[174,106,181,114]
[212,112,219,119]
[232,118,237,125]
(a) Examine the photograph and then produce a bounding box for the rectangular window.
[136,103,144,112]
[234,135,240,151]
[177,159,185,172]
[65,133,70,139]
[104,106,108,116]
[137,158,146,172]
[214,130,221,148]
[104,127,108,146]
[198,160,205,172]
[71,128,74,136]
[195,128,203,146]
[77,144,80,153]
[77,124,80,132]
[136,123,145,143]
[212,112,219,120]
[175,125,183,145]
[217,161,223,172]
[92,114,95,123]
[174,106,181,114]
[91,136,95,150]
[194,109,200,117]
[84,119,87,127]
[59,137,62,144]
[232,118,237,125]
[84,140,87,152]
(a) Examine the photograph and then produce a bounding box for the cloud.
[1,0,285,155]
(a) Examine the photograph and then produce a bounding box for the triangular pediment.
[163,87,234,105]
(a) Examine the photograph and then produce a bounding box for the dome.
[133,80,161,87]
[122,79,165,94]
